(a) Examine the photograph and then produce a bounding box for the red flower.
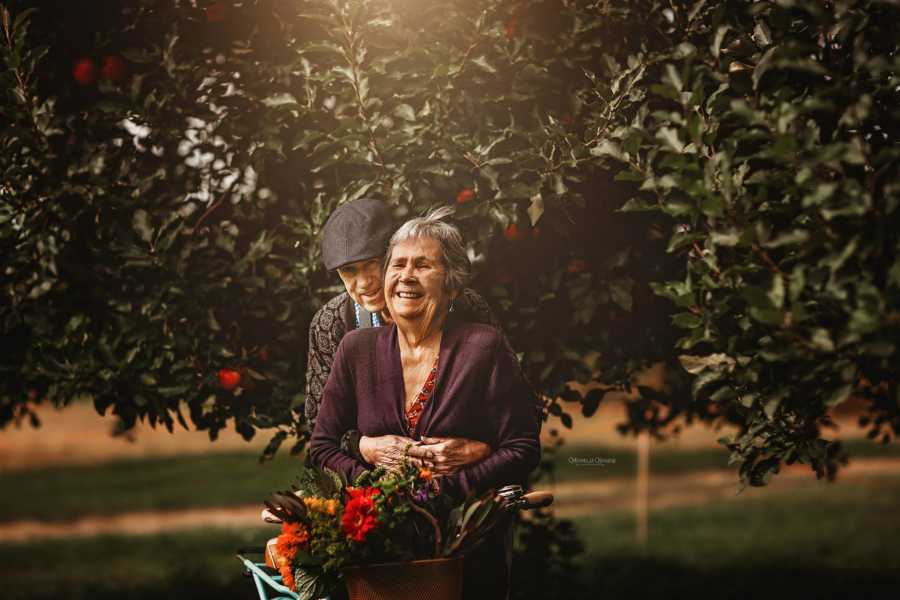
[456,188,475,204]
[72,58,97,86]
[342,487,381,543]
[205,2,227,22]
[567,258,590,273]
[218,368,241,390]
[100,55,127,82]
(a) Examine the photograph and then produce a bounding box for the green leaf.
[678,353,735,374]
[618,197,657,212]
[825,384,852,407]
[393,103,416,121]
[590,140,626,161]
[752,46,778,90]
[471,55,496,73]
[294,566,330,600]
[672,312,702,328]
[656,127,685,153]
[609,279,633,312]
[132,210,153,243]
[262,93,298,108]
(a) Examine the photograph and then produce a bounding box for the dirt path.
[1,400,870,471]
[2,457,898,543]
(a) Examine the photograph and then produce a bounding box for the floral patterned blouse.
[405,355,440,434]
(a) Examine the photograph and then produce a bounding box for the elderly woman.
[306,198,499,473]
[310,207,541,599]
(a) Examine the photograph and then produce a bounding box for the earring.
[449,299,455,313]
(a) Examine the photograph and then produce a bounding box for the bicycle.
[236,484,553,600]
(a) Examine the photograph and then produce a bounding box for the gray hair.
[385,206,471,293]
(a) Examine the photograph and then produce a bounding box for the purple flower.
[413,486,430,503]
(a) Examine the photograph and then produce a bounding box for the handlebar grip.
[261,509,283,524]
[521,491,553,509]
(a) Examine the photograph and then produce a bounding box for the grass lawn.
[0,451,305,522]
[2,472,900,599]
[547,436,900,482]
[3,438,899,522]
[0,527,272,600]
[570,473,900,599]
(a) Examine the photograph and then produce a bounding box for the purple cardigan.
[309,318,541,497]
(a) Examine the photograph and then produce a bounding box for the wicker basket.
[342,556,464,600]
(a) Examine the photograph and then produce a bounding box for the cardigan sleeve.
[308,335,370,483]
[442,336,542,498]
[304,295,348,430]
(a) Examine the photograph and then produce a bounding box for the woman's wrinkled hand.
[407,436,491,475]
[358,434,423,471]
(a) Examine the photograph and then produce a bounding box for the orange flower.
[274,521,308,591]
[418,468,433,481]
[276,522,309,556]
[279,561,295,591]
[303,496,338,515]
[325,499,338,515]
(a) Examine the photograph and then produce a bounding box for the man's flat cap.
[321,198,394,271]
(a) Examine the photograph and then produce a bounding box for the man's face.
[336,257,385,314]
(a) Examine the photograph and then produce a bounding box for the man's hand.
[407,436,491,475]
[358,434,422,471]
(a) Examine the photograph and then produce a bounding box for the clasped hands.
[358,434,490,475]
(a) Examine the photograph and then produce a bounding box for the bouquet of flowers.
[264,462,504,600]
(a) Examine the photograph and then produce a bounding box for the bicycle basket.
[342,556,464,600]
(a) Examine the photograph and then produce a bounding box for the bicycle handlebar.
[520,491,553,510]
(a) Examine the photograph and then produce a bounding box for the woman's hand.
[407,436,491,475]
[358,434,422,471]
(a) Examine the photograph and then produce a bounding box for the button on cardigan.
[309,318,542,498]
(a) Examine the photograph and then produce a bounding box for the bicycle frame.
[236,549,302,600]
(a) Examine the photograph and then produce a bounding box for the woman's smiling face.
[384,237,453,322]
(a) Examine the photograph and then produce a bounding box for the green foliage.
[586,0,900,484]
[1,0,895,491]
[0,0,685,461]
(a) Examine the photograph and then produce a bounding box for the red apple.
[205,2,227,22]
[505,16,519,39]
[100,55,127,82]
[456,188,475,204]
[218,368,242,390]
[73,58,97,86]
[504,223,525,241]
[567,258,590,273]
